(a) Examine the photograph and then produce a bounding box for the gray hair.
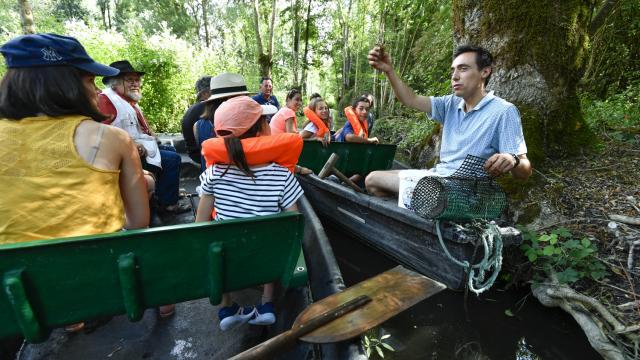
[104,77,122,89]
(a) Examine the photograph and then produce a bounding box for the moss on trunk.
[452,0,595,163]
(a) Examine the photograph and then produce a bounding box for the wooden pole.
[318,153,364,193]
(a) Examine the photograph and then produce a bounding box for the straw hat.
[206,73,252,101]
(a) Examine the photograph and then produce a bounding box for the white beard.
[127,91,142,102]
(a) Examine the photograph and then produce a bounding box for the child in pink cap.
[195,96,304,330]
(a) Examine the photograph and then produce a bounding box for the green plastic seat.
[299,141,397,177]
[0,212,307,343]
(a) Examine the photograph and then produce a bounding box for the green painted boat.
[1,195,364,359]
[297,141,522,290]
[298,140,397,177]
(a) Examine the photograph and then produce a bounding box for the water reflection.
[324,223,601,360]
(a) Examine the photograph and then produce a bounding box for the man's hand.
[368,137,380,144]
[484,153,516,177]
[368,45,393,73]
[136,144,147,158]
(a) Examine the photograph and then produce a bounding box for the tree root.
[533,279,640,360]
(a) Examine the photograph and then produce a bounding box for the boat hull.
[298,175,521,290]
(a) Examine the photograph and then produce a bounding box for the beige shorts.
[397,169,443,209]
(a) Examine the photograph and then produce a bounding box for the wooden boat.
[298,141,522,290]
[1,181,363,359]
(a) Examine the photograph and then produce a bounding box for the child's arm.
[196,194,215,222]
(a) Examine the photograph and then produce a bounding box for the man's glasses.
[123,78,142,85]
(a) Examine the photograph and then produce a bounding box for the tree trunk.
[340,0,353,98]
[252,0,276,77]
[300,0,312,93]
[18,0,36,34]
[372,2,385,118]
[202,0,210,47]
[292,0,301,87]
[452,0,596,162]
[265,0,277,77]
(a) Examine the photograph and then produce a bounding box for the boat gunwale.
[299,174,525,245]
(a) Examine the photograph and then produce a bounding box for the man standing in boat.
[365,45,532,206]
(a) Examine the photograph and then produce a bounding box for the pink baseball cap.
[214,96,278,138]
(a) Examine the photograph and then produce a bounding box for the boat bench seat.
[0,212,307,343]
[299,141,397,177]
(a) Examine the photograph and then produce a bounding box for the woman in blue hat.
[0,35,149,250]
[0,33,151,331]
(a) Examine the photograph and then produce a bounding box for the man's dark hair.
[259,76,272,85]
[0,67,108,121]
[195,76,212,101]
[351,96,370,110]
[453,45,493,86]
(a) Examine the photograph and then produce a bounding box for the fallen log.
[609,214,640,226]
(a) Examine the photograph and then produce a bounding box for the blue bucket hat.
[0,33,119,77]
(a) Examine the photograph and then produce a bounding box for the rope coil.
[435,220,503,294]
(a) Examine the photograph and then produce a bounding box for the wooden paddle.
[229,265,446,360]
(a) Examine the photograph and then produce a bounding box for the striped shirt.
[199,163,303,220]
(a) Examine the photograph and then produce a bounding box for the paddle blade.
[295,265,445,343]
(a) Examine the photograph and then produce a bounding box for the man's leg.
[157,146,181,207]
[365,170,401,197]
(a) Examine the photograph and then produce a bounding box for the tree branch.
[589,0,618,36]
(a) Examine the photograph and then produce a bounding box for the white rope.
[435,220,503,294]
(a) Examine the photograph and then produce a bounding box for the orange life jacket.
[200,133,302,219]
[201,133,302,173]
[303,106,330,138]
[344,106,368,139]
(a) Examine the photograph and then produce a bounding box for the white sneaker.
[218,304,256,331]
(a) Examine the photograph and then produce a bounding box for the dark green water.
[324,223,602,360]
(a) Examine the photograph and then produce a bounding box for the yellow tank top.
[0,115,125,244]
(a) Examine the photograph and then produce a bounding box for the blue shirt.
[428,92,527,176]
[252,93,280,122]
[195,118,215,172]
[335,121,353,142]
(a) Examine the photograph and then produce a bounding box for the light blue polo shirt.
[428,92,527,176]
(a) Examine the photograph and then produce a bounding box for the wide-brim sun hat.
[206,73,253,101]
[214,96,277,138]
[0,33,119,77]
[101,60,145,84]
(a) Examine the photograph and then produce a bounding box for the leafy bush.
[520,227,608,284]
[581,83,640,138]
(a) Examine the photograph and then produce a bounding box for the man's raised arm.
[368,45,431,114]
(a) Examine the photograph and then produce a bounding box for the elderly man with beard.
[98,60,188,215]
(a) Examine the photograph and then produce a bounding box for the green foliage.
[520,227,608,284]
[580,83,640,138]
[362,329,395,359]
[53,0,90,22]
[583,0,640,98]
[373,112,436,166]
